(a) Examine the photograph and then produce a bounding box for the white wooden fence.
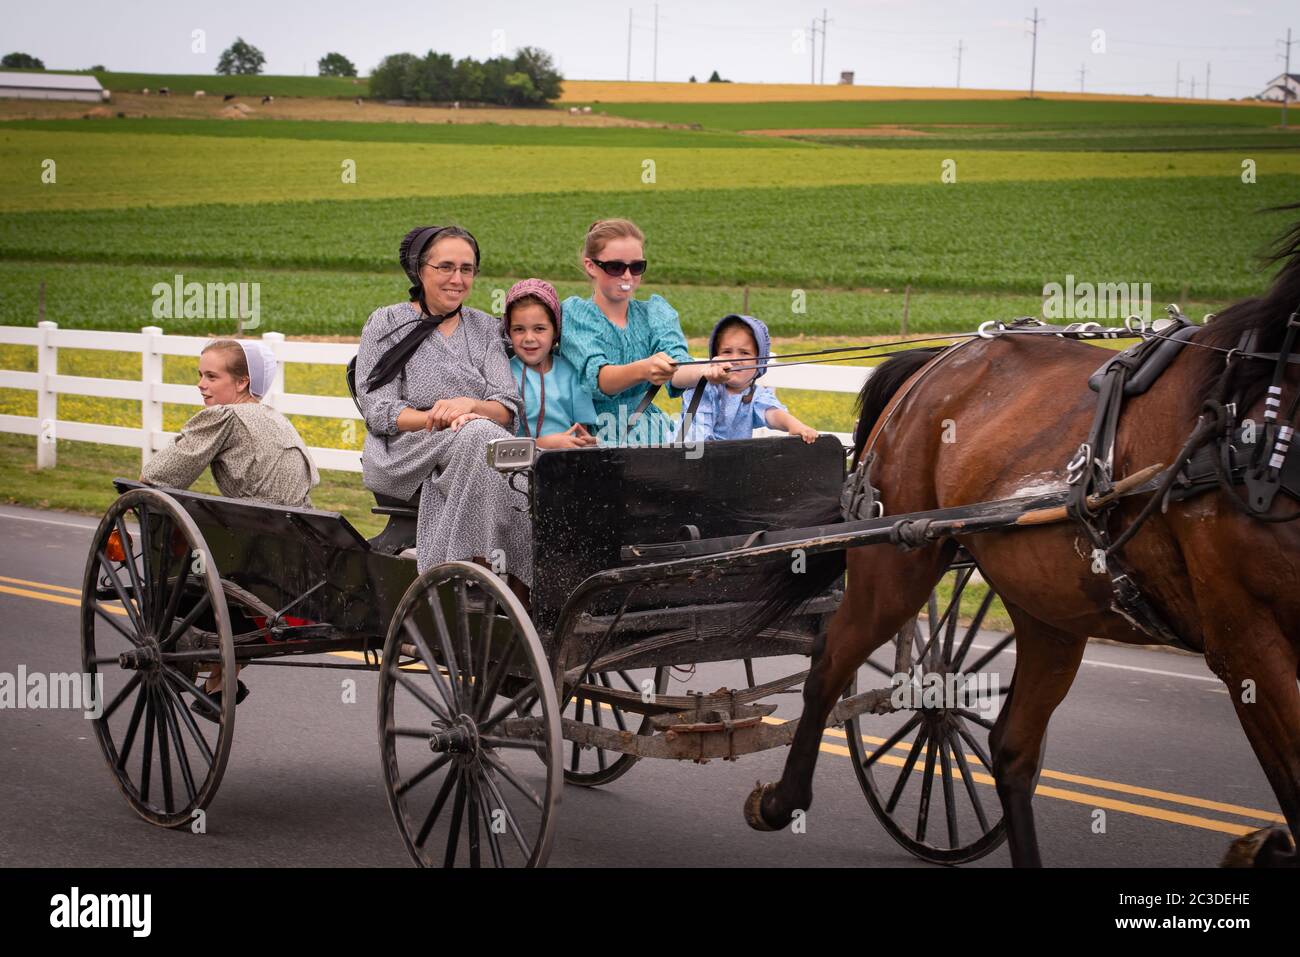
[0,324,866,472]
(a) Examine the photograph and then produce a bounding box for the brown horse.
[743,211,1300,867]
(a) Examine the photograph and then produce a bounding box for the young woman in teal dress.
[559,219,729,446]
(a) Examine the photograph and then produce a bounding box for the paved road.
[0,502,1282,868]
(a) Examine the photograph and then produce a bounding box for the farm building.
[0,71,107,101]
[1255,72,1299,102]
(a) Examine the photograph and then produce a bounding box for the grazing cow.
[354,97,362,106]
[158,87,170,96]
[142,87,150,95]
[261,95,274,105]
[193,90,205,98]
[223,94,236,102]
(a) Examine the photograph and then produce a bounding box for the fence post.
[901,284,911,336]
[36,320,57,469]
[141,325,164,470]
[262,332,286,410]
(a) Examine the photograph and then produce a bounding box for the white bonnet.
[237,340,277,399]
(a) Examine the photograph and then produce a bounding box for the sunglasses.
[591,258,648,278]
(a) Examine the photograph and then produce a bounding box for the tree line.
[369,47,563,106]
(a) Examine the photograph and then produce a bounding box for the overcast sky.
[5,0,1296,99]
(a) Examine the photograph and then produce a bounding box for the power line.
[1025,7,1044,97]
[653,3,659,82]
[817,9,833,84]
[1280,27,1296,129]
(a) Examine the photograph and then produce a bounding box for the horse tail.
[741,346,946,639]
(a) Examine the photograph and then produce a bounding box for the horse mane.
[1194,202,1300,410]
[851,347,944,467]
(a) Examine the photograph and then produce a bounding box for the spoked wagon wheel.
[843,558,1013,864]
[379,561,562,868]
[562,666,667,787]
[80,488,236,828]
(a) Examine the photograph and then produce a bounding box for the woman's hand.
[640,352,678,386]
[449,412,488,432]
[426,397,478,429]
[793,424,819,444]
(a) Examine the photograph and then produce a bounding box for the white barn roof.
[0,71,104,91]
[0,71,105,102]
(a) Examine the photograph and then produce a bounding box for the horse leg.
[745,543,952,831]
[987,609,1086,867]
[1207,621,1300,867]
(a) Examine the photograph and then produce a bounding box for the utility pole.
[653,4,659,82]
[1280,28,1296,129]
[1190,75,1196,98]
[817,9,832,84]
[955,39,965,88]
[1026,8,1044,97]
[810,18,818,84]
[1175,60,1181,97]
[626,8,632,82]
[1078,63,1086,93]
[1205,62,1211,99]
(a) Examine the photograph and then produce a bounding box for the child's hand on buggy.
[537,423,599,449]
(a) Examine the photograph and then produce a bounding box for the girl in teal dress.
[559,218,730,446]
[501,278,598,449]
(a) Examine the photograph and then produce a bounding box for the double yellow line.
[4,574,1284,837]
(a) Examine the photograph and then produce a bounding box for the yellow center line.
[819,724,1286,824]
[0,575,82,596]
[2,578,1283,834]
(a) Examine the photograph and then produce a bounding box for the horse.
[742,207,1300,867]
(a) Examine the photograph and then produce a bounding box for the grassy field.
[94,70,369,98]
[591,98,1287,130]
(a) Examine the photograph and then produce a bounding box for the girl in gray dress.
[355,225,532,601]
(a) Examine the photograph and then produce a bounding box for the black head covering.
[365,225,481,392]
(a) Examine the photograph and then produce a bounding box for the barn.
[0,71,107,102]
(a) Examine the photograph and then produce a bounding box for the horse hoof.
[744,781,784,832]
[1221,827,1295,868]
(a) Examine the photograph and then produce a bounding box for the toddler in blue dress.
[678,314,819,444]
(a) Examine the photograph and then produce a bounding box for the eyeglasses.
[424,262,478,278]
[591,258,647,278]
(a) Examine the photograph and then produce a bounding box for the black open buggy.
[82,428,1020,867]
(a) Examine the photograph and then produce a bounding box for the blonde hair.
[580,218,645,274]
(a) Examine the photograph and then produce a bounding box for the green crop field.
[8,127,1295,213]
[2,176,1295,303]
[0,117,799,150]
[591,98,1288,130]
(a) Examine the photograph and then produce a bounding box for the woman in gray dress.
[355,225,531,601]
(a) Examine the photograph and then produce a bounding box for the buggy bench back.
[112,479,415,641]
[529,435,846,641]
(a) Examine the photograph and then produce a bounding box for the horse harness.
[841,310,1300,654]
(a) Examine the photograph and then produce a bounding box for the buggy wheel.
[379,561,562,868]
[562,666,667,788]
[80,488,236,828]
[843,558,1011,865]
